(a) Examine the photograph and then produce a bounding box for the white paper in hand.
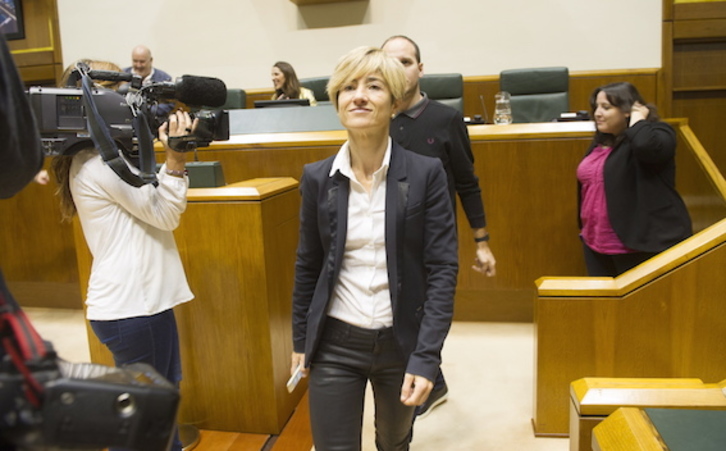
[287,364,303,393]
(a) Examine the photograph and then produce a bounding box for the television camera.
[27,62,230,186]
[0,292,181,451]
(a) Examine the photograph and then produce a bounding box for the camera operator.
[50,60,197,451]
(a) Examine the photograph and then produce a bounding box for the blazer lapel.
[327,171,349,297]
[386,144,409,310]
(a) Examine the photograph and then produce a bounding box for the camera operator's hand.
[158,110,198,176]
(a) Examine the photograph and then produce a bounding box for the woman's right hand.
[291,352,308,377]
[158,110,197,151]
[630,102,649,126]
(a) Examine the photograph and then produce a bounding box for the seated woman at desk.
[577,82,692,277]
[271,61,317,106]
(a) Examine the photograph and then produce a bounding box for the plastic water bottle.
[494,91,513,125]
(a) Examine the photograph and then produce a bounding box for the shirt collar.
[396,92,429,119]
[133,68,156,85]
[330,138,392,180]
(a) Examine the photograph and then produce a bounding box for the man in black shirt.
[383,35,497,418]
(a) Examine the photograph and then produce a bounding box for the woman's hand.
[158,110,198,173]
[158,110,197,150]
[629,102,649,127]
[291,352,309,377]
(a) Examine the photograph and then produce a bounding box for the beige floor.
[26,308,569,451]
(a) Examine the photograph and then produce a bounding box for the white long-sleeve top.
[70,149,194,320]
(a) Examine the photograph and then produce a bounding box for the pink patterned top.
[577,145,633,254]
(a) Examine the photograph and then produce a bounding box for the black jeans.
[582,242,658,277]
[308,317,415,451]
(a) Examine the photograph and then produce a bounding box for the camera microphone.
[146,75,228,108]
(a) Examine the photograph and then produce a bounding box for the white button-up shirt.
[327,140,393,329]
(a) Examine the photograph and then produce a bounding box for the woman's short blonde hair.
[326,46,406,110]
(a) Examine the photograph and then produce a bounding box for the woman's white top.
[70,149,194,321]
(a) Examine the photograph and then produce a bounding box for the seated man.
[124,45,174,123]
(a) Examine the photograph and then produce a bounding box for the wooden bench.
[569,377,726,451]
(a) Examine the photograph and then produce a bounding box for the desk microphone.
[479,95,490,124]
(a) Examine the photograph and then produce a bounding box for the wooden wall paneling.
[674,91,726,173]
[462,75,499,122]
[245,88,275,109]
[1,159,81,310]
[663,0,673,22]
[661,20,674,116]
[8,0,63,85]
[567,70,659,113]
[673,18,726,40]
[668,0,726,177]
[672,41,726,90]
[674,0,726,20]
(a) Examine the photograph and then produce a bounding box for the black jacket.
[579,120,692,253]
[292,141,459,382]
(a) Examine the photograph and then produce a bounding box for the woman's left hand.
[400,373,433,406]
[629,102,649,127]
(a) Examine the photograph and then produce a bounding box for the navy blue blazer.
[292,141,459,382]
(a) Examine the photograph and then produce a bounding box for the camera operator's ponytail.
[51,155,77,221]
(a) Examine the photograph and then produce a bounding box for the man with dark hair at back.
[382,35,497,419]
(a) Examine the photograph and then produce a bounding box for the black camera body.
[0,350,179,451]
[27,82,229,157]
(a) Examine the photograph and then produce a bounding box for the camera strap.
[81,72,157,187]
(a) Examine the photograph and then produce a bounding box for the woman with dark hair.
[271,61,317,105]
[577,82,691,276]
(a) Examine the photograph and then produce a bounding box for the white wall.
[57,0,662,90]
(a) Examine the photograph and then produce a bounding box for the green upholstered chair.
[219,88,246,109]
[300,76,330,105]
[499,67,569,123]
[420,73,464,114]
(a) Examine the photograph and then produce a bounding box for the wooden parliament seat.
[533,120,726,437]
[569,377,726,451]
[592,406,726,451]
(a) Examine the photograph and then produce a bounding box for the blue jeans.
[90,309,182,451]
